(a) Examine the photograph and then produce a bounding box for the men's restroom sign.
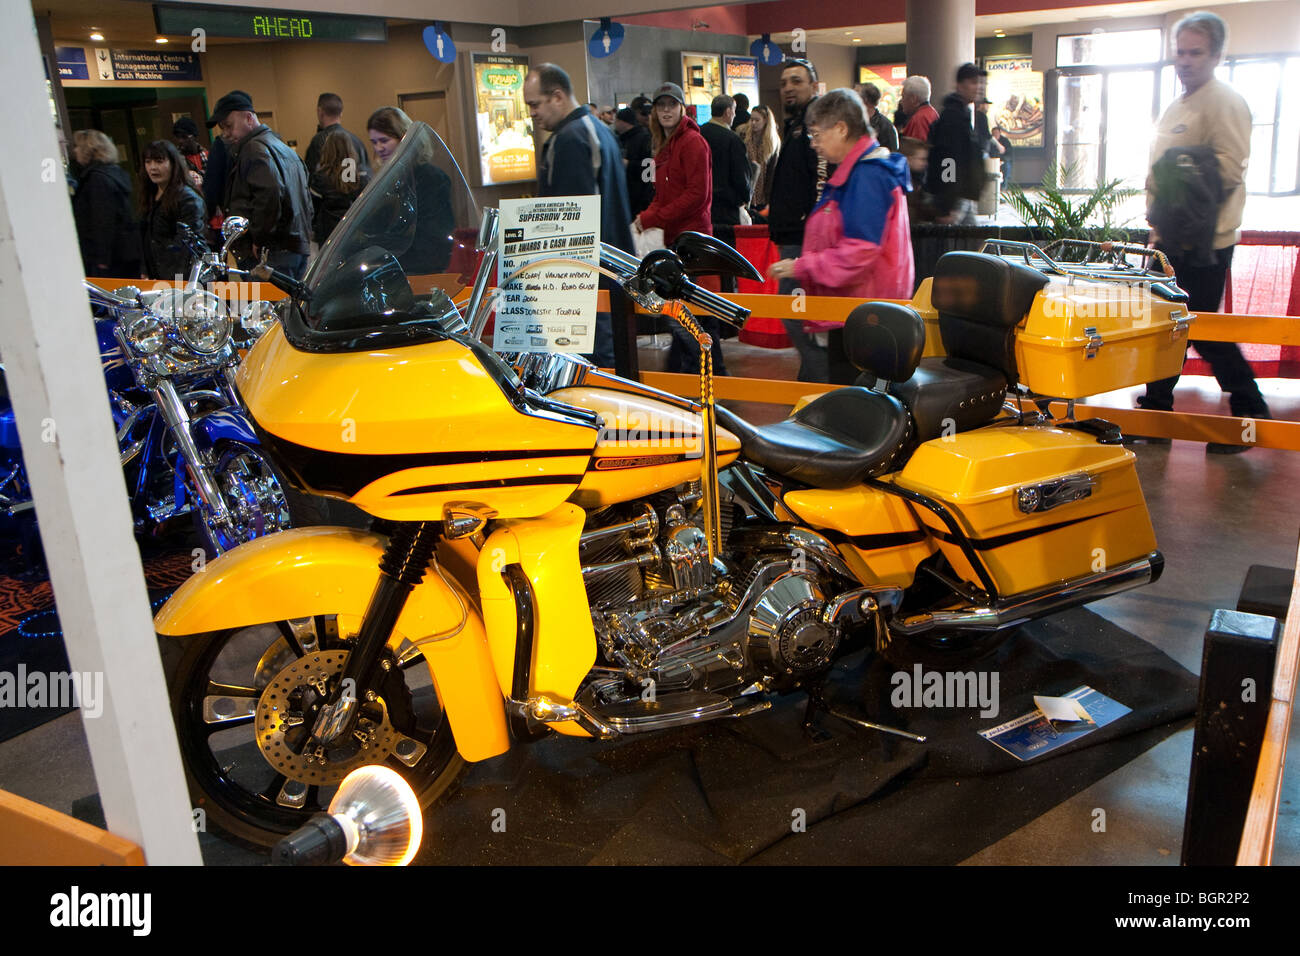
[423,22,456,63]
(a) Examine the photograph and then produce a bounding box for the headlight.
[177,291,232,354]
[127,312,168,355]
[240,300,279,340]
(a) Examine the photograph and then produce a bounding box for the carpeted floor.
[409,607,1198,866]
[0,548,195,742]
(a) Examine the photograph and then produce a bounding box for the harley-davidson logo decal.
[593,454,683,470]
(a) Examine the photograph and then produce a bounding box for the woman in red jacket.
[635,82,723,373]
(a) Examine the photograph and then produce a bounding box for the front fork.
[304,522,442,754]
[152,378,235,541]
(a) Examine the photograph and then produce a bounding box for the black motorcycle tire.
[161,621,467,851]
[191,440,327,558]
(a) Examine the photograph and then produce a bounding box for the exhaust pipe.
[892,551,1163,636]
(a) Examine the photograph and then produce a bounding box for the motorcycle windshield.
[300,122,480,339]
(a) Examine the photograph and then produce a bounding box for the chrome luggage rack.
[978,238,1186,300]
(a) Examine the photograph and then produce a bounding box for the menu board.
[494,196,600,354]
[857,63,907,121]
[985,56,1045,147]
[471,52,536,185]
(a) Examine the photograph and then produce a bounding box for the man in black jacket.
[209,90,313,279]
[859,83,899,151]
[700,94,753,251]
[304,92,371,178]
[925,63,986,225]
[524,63,634,368]
[767,58,830,381]
[614,107,654,217]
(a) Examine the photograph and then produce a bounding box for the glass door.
[1055,73,1102,187]
[1055,68,1158,189]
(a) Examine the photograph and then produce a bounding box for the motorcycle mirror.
[216,218,250,268]
[476,207,499,253]
[670,232,761,282]
[221,215,250,248]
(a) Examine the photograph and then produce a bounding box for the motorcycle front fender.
[155,526,510,762]
[190,406,259,449]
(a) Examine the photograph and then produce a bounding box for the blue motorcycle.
[0,217,315,570]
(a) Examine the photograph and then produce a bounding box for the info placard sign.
[494,196,600,354]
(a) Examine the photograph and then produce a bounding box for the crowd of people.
[66,11,1266,436]
[70,90,395,283]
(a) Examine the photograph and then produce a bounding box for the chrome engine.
[579,485,869,709]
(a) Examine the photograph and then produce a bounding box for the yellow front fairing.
[238,325,599,521]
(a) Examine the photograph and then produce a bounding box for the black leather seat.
[886,358,1007,443]
[716,389,911,488]
[716,301,922,488]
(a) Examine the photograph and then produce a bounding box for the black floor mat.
[413,607,1198,865]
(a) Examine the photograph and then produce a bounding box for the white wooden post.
[0,6,201,864]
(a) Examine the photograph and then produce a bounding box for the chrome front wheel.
[192,441,310,556]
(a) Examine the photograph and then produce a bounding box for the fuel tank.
[236,324,600,521]
[549,386,740,508]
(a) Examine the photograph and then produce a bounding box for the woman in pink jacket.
[635,82,724,373]
[768,88,914,383]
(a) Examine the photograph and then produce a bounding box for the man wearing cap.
[925,63,987,226]
[209,90,313,279]
[523,63,634,368]
[614,106,654,217]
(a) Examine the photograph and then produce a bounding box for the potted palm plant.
[1004,161,1141,260]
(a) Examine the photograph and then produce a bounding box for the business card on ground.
[979,685,1131,761]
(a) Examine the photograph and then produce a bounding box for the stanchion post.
[1181,609,1279,865]
[610,281,639,381]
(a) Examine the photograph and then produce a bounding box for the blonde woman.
[71,129,142,277]
[744,105,781,215]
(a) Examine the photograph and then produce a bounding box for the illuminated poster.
[471,52,536,185]
[857,63,907,121]
[681,52,723,125]
[985,56,1044,147]
[723,55,760,107]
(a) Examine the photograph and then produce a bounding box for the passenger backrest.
[842,302,926,385]
[930,252,1049,384]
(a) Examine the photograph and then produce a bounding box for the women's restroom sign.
[589,18,624,59]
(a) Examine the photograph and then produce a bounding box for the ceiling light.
[844,31,852,35]
[155,37,169,44]
[852,38,861,43]
[89,32,104,41]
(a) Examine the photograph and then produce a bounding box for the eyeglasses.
[807,123,843,142]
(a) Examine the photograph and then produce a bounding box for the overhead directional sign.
[153,4,387,42]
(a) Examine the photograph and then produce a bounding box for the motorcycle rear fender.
[155,526,511,762]
[191,407,259,450]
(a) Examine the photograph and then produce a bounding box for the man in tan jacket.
[1135,11,1269,453]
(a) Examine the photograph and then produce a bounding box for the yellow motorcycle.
[156,124,1192,846]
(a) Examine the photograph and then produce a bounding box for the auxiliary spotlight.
[272,766,423,866]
